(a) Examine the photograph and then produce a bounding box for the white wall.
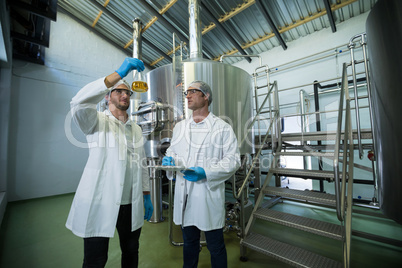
[7,12,138,201]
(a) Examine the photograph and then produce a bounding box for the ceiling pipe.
[136,0,212,60]
[188,0,202,59]
[132,18,142,60]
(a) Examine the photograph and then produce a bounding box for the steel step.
[258,128,372,143]
[276,151,336,158]
[263,186,337,207]
[241,233,342,268]
[270,167,335,180]
[254,208,342,240]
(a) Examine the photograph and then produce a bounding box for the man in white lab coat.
[162,81,241,268]
[66,57,153,268]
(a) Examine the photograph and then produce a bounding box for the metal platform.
[241,233,342,268]
[254,208,342,240]
[263,186,337,207]
[269,167,336,180]
[257,128,372,143]
[276,151,336,158]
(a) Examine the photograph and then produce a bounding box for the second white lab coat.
[166,113,240,231]
[66,77,150,238]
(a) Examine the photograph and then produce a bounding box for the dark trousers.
[181,225,227,268]
[83,204,142,268]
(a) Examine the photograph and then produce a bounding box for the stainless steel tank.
[140,59,253,157]
[366,0,402,224]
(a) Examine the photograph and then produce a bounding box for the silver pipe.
[252,65,270,147]
[299,90,308,137]
[273,81,281,152]
[278,105,370,119]
[233,111,279,199]
[277,71,366,93]
[220,54,262,66]
[361,34,377,161]
[239,83,274,148]
[253,43,365,76]
[188,0,202,59]
[349,34,364,159]
[132,18,142,82]
[334,63,347,222]
[168,174,183,246]
[132,18,142,59]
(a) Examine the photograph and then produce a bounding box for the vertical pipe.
[348,38,363,159]
[299,90,306,144]
[188,0,202,59]
[361,34,376,159]
[132,18,142,60]
[133,19,163,223]
[253,74,261,146]
[130,18,143,120]
[313,81,324,192]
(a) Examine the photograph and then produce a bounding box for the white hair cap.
[110,79,130,91]
[188,80,213,106]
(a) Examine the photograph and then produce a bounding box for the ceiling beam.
[323,0,337,32]
[213,0,357,61]
[218,0,256,23]
[159,0,178,15]
[86,0,171,63]
[254,0,287,50]
[201,2,251,63]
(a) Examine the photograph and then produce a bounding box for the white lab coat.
[166,113,240,231]
[66,77,150,238]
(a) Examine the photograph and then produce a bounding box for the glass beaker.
[132,70,148,93]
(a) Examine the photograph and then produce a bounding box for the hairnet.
[188,80,213,106]
[110,79,130,91]
[106,80,131,106]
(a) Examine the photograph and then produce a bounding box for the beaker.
[132,70,148,93]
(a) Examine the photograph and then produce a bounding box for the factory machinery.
[131,0,401,267]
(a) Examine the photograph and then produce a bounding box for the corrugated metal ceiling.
[57,0,377,69]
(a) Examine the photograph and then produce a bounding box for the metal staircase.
[238,58,368,267]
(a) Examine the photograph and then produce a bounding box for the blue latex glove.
[182,167,206,182]
[162,156,175,166]
[143,194,153,221]
[115,57,145,78]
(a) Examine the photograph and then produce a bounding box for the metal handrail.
[348,33,368,159]
[233,110,279,199]
[253,65,270,148]
[233,70,275,200]
[334,63,353,222]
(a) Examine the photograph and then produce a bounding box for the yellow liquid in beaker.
[132,81,148,93]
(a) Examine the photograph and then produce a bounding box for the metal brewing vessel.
[366,0,402,224]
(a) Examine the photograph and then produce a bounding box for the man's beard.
[111,99,129,111]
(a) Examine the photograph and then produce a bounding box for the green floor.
[0,193,401,267]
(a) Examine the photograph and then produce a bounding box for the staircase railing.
[333,62,354,268]
[232,62,279,201]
